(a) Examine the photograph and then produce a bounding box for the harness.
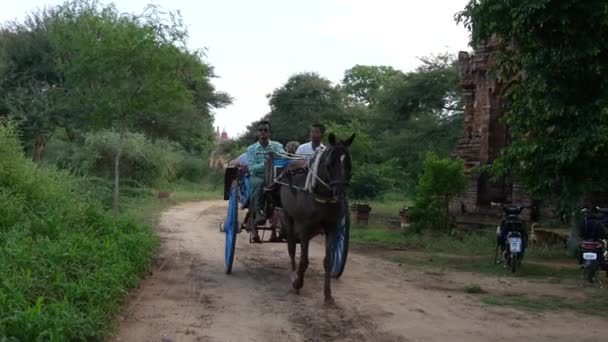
[272,149,339,204]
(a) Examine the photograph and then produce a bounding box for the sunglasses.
[258,128,269,132]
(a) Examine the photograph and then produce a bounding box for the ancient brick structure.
[451,41,533,224]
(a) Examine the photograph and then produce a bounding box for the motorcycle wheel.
[510,253,518,273]
[583,263,597,283]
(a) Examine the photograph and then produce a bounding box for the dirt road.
[116,201,607,342]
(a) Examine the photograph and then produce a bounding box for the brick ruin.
[451,41,536,225]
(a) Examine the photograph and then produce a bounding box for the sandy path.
[115,201,607,342]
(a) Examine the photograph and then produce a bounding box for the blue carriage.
[221,153,350,278]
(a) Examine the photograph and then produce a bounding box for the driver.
[246,120,284,243]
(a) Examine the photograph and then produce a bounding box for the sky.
[0,0,471,138]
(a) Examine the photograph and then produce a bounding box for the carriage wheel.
[331,199,350,279]
[225,180,239,274]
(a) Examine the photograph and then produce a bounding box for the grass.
[351,224,495,255]
[366,192,413,217]
[481,289,608,317]
[122,179,222,225]
[391,254,579,279]
[351,222,578,279]
[0,123,158,340]
[0,121,222,340]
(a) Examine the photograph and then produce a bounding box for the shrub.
[350,162,395,199]
[176,154,207,183]
[0,121,157,340]
[83,130,182,185]
[409,153,467,232]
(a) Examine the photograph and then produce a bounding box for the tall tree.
[371,55,463,185]
[0,8,67,163]
[341,65,402,107]
[265,72,345,143]
[457,0,608,210]
[50,0,203,214]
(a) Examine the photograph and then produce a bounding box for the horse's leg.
[324,226,336,304]
[293,225,309,291]
[285,216,296,272]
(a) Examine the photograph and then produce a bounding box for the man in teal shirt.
[246,120,284,242]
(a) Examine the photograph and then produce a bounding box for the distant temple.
[215,126,229,142]
[208,126,231,169]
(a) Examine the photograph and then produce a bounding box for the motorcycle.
[492,203,529,273]
[578,207,608,283]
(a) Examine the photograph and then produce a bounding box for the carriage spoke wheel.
[224,180,239,274]
[331,199,350,279]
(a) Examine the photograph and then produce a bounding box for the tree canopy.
[0,0,229,161]
[457,0,608,209]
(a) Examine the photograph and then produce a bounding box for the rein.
[273,149,340,204]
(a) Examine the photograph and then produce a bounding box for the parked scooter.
[578,207,608,282]
[492,203,529,273]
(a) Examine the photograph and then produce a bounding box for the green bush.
[0,121,157,340]
[409,153,467,232]
[176,154,207,183]
[350,162,395,199]
[83,130,181,185]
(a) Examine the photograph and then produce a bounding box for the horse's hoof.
[292,278,303,290]
[324,297,335,306]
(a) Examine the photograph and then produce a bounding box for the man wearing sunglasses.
[246,120,285,242]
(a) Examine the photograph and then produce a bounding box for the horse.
[278,132,355,304]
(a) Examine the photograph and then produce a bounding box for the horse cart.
[220,152,350,278]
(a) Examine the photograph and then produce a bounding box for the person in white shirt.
[296,123,325,156]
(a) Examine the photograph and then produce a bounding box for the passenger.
[285,141,300,154]
[296,123,326,156]
[246,120,285,243]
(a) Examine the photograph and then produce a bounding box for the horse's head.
[321,133,355,200]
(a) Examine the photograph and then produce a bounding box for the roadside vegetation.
[0,122,158,339]
[0,0,224,339]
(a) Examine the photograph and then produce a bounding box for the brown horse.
[279,133,354,304]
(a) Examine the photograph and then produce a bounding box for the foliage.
[341,65,402,107]
[0,1,228,162]
[51,1,191,130]
[410,153,467,231]
[349,162,395,200]
[0,7,67,162]
[325,120,371,164]
[0,120,157,340]
[264,72,345,143]
[375,53,462,126]
[81,130,182,185]
[47,0,227,213]
[457,0,608,212]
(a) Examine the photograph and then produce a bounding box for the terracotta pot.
[350,202,372,225]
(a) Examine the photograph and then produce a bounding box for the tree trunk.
[33,129,44,165]
[113,127,125,216]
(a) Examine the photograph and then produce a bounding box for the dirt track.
[115,201,607,342]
